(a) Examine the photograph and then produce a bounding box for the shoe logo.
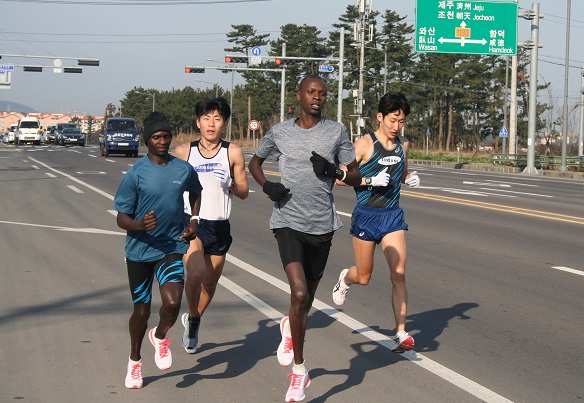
[359,231,365,237]
[219,245,226,251]
[173,180,182,184]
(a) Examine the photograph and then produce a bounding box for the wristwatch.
[365,177,372,186]
[190,215,200,223]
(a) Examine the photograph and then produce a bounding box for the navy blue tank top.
[354,132,404,209]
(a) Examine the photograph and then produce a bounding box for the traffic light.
[274,57,301,68]
[224,55,249,64]
[185,66,205,73]
[64,67,82,73]
[23,66,42,72]
[78,59,99,66]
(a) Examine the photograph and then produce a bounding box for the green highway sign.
[415,0,518,56]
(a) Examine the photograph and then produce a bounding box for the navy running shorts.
[196,219,233,255]
[273,227,334,280]
[350,204,408,244]
[126,253,185,304]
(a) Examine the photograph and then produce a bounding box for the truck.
[16,117,42,145]
[99,117,139,157]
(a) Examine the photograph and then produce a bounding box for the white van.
[17,117,42,145]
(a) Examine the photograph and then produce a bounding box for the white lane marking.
[89,154,97,158]
[338,210,351,217]
[224,254,512,403]
[45,173,57,178]
[464,181,511,187]
[478,188,553,197]
[67,185,84,194]
[0,220,124,235]
[108,210,118,216]
[421,186,516,198]
[105,159,116,163]
[552,266,584,276]
[29,157,114,201]
[32,165,40,170]
[69,150,82,154]
[485,180,538,187]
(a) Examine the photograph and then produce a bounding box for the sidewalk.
[410,159,584,181]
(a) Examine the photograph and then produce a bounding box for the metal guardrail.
[492,154,584,169]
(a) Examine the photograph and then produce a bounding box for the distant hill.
[0,101,35,113]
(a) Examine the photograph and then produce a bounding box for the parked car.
[2,133,8,143]
[59,128,85,146]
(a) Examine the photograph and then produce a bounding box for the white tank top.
[183,140,232,220]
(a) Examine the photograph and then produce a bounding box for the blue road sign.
[426,127,431,137]
[251,46,262,57]
[499,126,508,138]
[0,64,15,72]
[318,65,334,73]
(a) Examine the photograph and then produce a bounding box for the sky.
[1,0,583,118]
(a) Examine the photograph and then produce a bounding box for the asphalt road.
[1,143,583,402]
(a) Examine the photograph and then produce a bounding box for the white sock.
[292,361,306,374]
[284,318,292,337]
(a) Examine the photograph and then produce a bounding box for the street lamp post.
[137,91,155,112]
[194,79,219,97]
[383,43,387,94]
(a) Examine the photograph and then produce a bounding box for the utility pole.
[559,0,571,171]
[354,0,373,139]
[280,43,286,122]
[579,66,584,157]
[521,3,544,175]
[337,27,345,123]
[509,0,519,155]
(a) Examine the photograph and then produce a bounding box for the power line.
[3,0,273,4]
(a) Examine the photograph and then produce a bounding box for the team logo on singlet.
[378,156,401,166]
[194,162,222,173]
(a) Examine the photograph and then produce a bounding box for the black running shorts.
[273,227,334,280]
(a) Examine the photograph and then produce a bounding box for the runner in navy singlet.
[332,92,421,353]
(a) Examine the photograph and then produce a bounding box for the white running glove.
[370,167,391,187]
[213,168,233,189]
[405,171,420,188]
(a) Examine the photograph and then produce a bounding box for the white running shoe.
[124,358,143,389]
[149,327,172,370]
[277,316,294,367]
[285,370,311,402]
[332,269,350,305]
[393,331,415,353]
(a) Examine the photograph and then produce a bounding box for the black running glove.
[263,181,290,201]
[310,151,342,178]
